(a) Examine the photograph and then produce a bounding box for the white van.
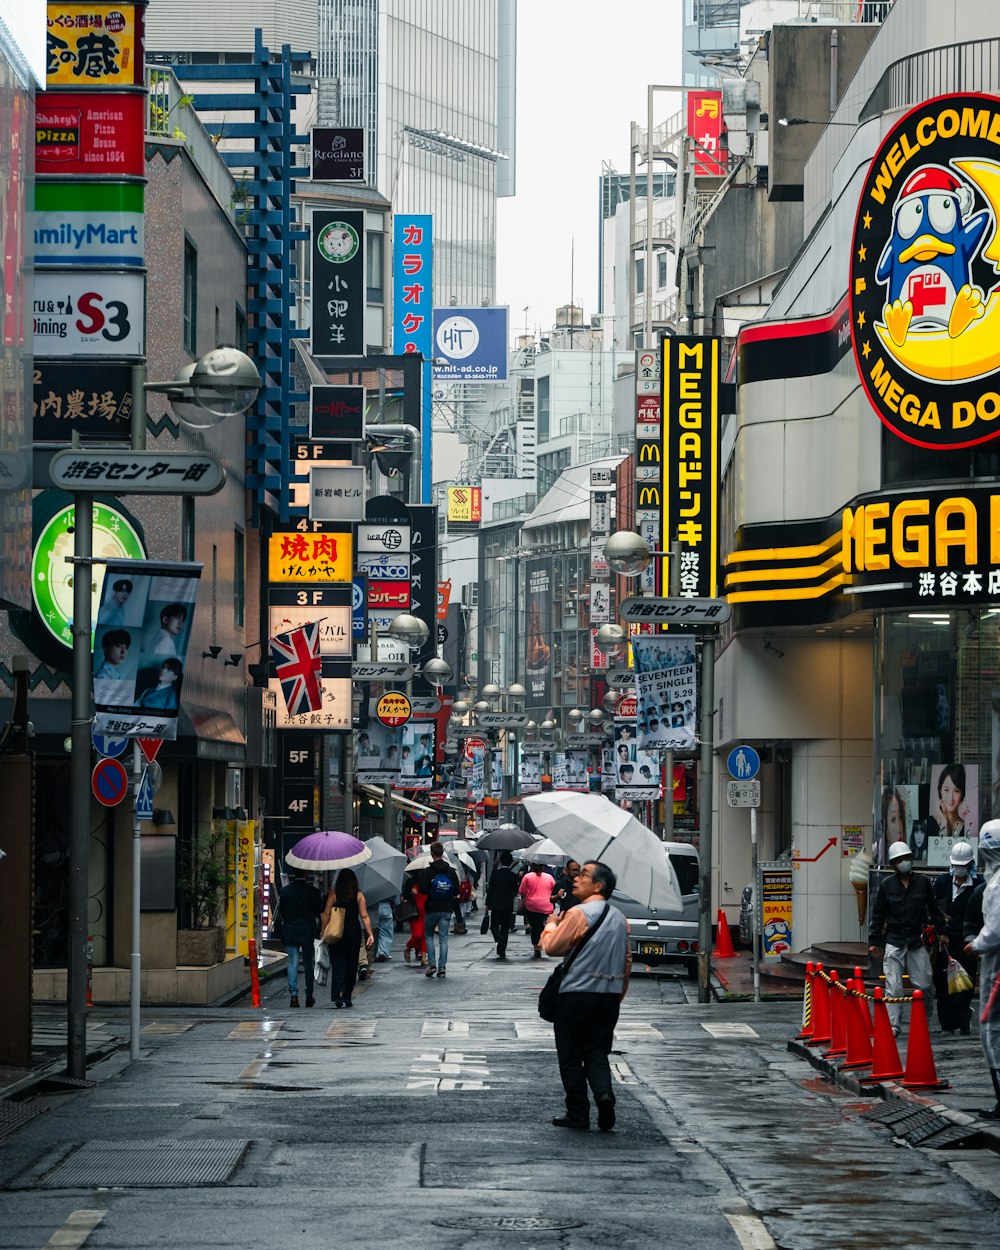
[610,841,700,977]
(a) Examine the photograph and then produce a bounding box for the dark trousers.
[934,946,977,1032]
[490,910,513,955]
[328,931,362,1003]
[553,991,620,1123]
[526,909,548,948]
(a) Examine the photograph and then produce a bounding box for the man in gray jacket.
[540,860,631,1132]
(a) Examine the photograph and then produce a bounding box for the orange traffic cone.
[795,962,815,1040]
[809,963,832,1046]
[865,985,904,1081]
[824,970,847,1058]
[902,990,949,1090]
[248,938,262,1009]
[854,966,874,1038]
[841,977,873,1070]
[713,908,736,959]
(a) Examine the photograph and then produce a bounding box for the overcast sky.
[496,2,684,341]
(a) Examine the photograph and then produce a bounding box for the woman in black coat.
[933,845,979,1034]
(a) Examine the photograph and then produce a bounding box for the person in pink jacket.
[519,863,556,959]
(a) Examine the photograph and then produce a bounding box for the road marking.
[326,1020,376,1039]
[614,1022,663,1039]
[513,1021,552,1039]
[407,1050,491,1092]
[227,1020,284,1040]
[724,1210,777,1249]
[141,1022,194,1034]
[611,1059,639,1085]
[701,1022,759,1039]
[41,1209,106,1249]
[421,1019,470,1037]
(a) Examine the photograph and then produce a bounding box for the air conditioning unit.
[463,582,479,607]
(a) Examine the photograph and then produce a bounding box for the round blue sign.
[92,729,129,759]
[727,745,760,781]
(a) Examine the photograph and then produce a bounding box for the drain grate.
[40,1139,250,1188]
[861,1102,924,1126]
[860,1102,982,1149]
[0,1102,47,1142]
[434,1216,584,1232]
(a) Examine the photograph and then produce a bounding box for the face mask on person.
[894,858,912,877]
[953,865,969,880]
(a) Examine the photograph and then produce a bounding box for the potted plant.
[177,825,230,965]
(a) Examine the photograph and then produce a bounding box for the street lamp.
[452,699,469,717]
[567,708,584,727]
[388,613,430,651]
[481,682,502,702]
[66,347,262,1081]
[596,623,626,655]
[587,709,605,726]
[422,657,452,686]
[506,682,527,701]
[604,530,651,578]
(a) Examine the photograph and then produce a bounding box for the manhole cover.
[434,1217,583,1232]
[40,1139,250,1188]
[0,1102,46,1142]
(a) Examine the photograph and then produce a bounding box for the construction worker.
[869,839,947,1036]
[967,821,1000,1118]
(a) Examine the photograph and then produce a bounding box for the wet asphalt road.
[4,924,1000,1250]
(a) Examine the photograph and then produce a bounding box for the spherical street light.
[388,613,430,650]
[587,708,605,725]
[596,623,627,653]
[189,347,262,419]
[540,718,556,737]
[448,714,464,729]
[603,690,620,713]
[422,657,452,685]
[506,682,527,700]
[525,720,538,737]
[473,700,490,714]
[481,682,502,701]
[604,530,650,578]
[567,708,584,726]
[452,699,469,716]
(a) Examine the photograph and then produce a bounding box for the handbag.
[514,896,525,916]
[322,904,346,945]
[270,901,284,943]
[538,903,610,1023]
[396,899,419,925]
[480,910,491,935]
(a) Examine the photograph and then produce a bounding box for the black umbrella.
[476,824,536,851]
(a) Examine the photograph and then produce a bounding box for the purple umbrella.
[285,830,372,871]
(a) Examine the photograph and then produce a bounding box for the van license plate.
[638,942,664,957]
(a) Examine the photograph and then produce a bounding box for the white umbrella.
[405,850,474,876]
[515,837,567,866]
[523,792,681,912]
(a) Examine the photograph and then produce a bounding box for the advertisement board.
[759,864,793,960]
[432,307,508,381]
[311,209,365,357]
[34,181,144,267]
[310,384,365,441]
[268,602,352,659]
[268,529,352,583]
[687,90,725,176]
[268,672,351,730]
[525,560,552,707]
[33,271,145,358]
[308,465,366,522]
[632,636,697,752]
[33,360,134,442]
[35,90,146,176]
[393,215,432,359]
[446,486,482,524]
[311,126,365,182]
[46,3,145,87]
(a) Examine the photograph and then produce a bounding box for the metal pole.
[67,494,94,1078]
[751,804,760,1005]
[697,632,715,1004]
[344,732,354,836]
[130,363,146,452]
[645,85,655,348]
[663,541,681,841]
[130,740,142,1059]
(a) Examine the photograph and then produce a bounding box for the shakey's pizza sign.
[850,94,1000,450]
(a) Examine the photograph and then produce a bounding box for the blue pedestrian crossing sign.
[727,745,760,781]
[135,767,155,821]
[92,729,129,759]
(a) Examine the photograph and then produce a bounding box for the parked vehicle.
[612,842,700,977]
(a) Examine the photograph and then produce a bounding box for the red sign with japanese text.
[367,579,411,609]
[687,90,725,176]
[36,91,146,176]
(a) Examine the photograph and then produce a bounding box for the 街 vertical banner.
[92,560,202,739]
[632,636,697,752]
[663,336,720,598]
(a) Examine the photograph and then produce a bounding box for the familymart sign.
[34,182,145,268]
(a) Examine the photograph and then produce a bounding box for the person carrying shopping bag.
[322,869,374,1008]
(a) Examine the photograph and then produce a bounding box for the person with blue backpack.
[418,842,461,978]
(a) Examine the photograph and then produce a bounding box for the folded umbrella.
[477,824,536,852]
[285,829,372,871]
[353,835,407,905]
[522,792,681,912]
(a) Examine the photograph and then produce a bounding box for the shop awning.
[360,785,439,821]
[178,704,246,763]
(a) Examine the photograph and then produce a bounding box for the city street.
[4,927,1000,1250]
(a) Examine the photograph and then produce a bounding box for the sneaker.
[596,1093,616,1132]
[425,966,437,977]
[533,948,542,960]
[358,968,369,982]
[980,1104,1000,1120]
[289,996,300,1008]
[437,968,446,977]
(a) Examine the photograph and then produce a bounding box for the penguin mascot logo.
[851,94,1000,449]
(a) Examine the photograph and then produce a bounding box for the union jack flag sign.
[270,622,323,715]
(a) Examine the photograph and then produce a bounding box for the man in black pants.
[486,851,519,959]
[540,861,631,1132]
[277,868,322,1007]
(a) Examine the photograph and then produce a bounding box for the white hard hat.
[950,841,975,866]
[979,820,1000,859]
[888,841,913,864]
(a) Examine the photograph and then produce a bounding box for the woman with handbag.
[322,868,374,1007]
[401,875,429,968]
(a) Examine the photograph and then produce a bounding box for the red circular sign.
[617,694,638,719]
[92,757,129,807]
[376,691,411,727]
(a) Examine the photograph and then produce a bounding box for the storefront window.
[873,610,999,869]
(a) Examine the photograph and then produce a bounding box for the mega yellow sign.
[268,530,352,583]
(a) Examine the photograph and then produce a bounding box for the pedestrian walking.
[418,842,461,978]
[932,840,978,1034]
[322,869,374,1008]
[967,821,1000,1118]
[869,840,948,1035]
[277,868,323,1008]
[485,850,519,959]
[401,875,429,968]
[551,860,581,913]
[519,862,556,959]
[540,860,631,1132]
[375,896,397,962]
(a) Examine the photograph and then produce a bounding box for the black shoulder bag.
[538,903,610,1022]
